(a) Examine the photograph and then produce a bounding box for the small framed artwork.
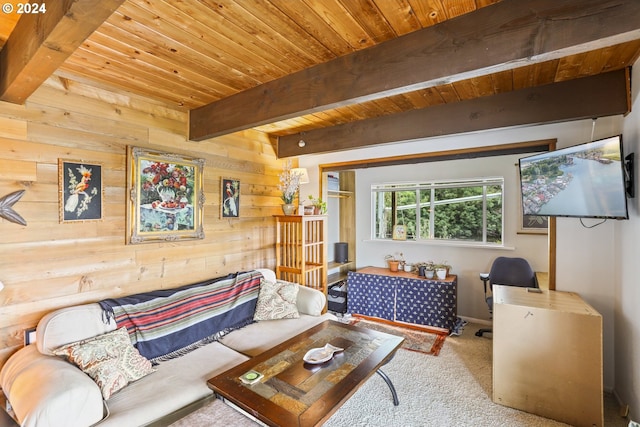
[127,147,205,244]
[392,224,407,240]
[518,213,549,235]
[59,160,103,222]
[221,178,240,218]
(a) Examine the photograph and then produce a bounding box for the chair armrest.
[0,346,104,427]
[479,273,490,294]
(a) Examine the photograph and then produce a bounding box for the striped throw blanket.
[98,270,263,363]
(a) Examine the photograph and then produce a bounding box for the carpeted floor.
[169,321,627,427]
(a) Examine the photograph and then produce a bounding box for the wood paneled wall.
[0,77,288,368]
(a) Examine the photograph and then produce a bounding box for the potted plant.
[278,161,301,215]
[384,253,404,272]
[434,261,452,280]
[424,261,436,279]
[307,195,327,214]
[414,261,434,278]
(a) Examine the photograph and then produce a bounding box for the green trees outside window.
[372,178,503,244]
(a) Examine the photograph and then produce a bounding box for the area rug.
[348,316,448,356]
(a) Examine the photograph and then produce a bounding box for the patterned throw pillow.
[253,279,300,321]
[53,327,155,400]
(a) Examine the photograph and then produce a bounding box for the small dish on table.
[303,343,344,364]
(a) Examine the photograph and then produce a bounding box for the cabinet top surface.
[493,285,601,316]
[354,266,457,283]
[273,215,327,218]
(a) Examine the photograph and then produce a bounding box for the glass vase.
[281,203,296,215]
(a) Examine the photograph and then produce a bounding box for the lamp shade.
[291,168,310,184]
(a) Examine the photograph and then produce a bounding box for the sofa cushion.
[53,327,155,400]
[37,303,117,356]
[254,279,299,321]
[255,268,276,282]
[97,342,249,427]
[220,313,337,357]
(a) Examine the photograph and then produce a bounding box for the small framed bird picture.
[221,177,240,218]
[59,160,103,223]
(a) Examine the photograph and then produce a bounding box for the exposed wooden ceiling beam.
[189,0,640,141]
[318,140,557,172]
[277,69,630,158]
[0,0,125,104]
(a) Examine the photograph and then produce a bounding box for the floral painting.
[127,147,205,243]
[221,178,240,218]
[59,160,102,222]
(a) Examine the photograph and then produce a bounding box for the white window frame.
[371,177,504,245]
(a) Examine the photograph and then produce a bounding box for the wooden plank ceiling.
[1,0,640,156]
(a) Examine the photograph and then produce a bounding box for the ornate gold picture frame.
[127,147,205,244]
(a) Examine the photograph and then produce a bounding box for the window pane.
[486,185,503,244]
[395,190,416,239]
[419,190,431,239]
[372,178,503,244]
[373,191,392,239]
[433,186,484,241]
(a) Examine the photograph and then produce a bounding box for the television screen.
[518,135,629,220]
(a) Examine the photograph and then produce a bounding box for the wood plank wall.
[0,77,290,369]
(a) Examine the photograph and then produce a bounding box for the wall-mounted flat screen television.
[518,135,629,220]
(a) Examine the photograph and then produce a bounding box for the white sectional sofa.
[0,269,335,427]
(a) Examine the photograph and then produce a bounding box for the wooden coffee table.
[207,320,404,427]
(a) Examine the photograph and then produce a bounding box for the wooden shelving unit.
[274,215,328,297]
[323,170,356,287]
[327,262,353,286]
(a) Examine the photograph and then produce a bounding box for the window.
[372,178,504,244]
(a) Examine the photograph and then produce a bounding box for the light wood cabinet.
[492,285,603,427]
[274,215,327,297]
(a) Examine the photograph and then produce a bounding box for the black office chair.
[475,256,538,337]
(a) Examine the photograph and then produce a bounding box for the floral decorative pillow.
[253,279,300,321]
[53,327,155,400]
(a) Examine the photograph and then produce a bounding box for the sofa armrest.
[296,285,326,316]
[0,345,104,427]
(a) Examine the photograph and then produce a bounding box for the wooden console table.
[347,267,457,331]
